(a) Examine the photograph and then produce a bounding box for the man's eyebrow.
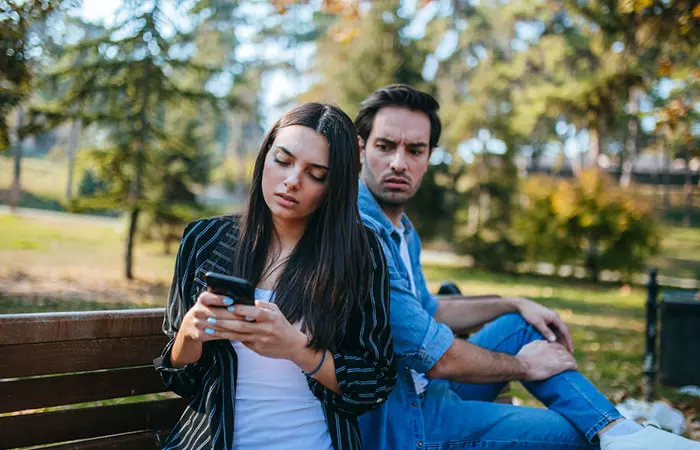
[375,137,428,148]
[374,137,397,145]
[276,145,328,171]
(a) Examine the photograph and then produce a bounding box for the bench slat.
[27,430,171,450]
[0,366,172,414]
[0,335,169,378]
[0,309,166,345]
[0,398,185,449]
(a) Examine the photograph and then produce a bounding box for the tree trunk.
[588,127,599,169]
[585,235,600,283]
[125,207,140,280]
[620,91,640,188]
[124,67,149,280]
[65,119,82,201]
[684,157,693,227]
[662,143,671,220]
[9,108,25,212]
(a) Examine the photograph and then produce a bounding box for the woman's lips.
[275,193,298,207]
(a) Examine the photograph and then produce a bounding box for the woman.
[155,103,395,450]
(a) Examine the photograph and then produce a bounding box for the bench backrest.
[0,308,185,449]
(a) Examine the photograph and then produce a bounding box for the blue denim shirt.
[357,181,454,450]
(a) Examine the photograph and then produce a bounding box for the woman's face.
[262,125,330,224]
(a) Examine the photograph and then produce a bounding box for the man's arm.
[434,295,574,352]
[426,338,578,384]
[433,295,516,335]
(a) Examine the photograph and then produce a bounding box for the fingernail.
[205,328,215,335]
[207,317,217,325]
[549,336,556,342]
[223,297,233,306]
[227,305,235,312]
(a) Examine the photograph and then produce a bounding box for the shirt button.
[417,442,423,447]
[412,402,418,407]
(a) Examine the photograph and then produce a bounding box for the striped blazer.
[154,215,396,450]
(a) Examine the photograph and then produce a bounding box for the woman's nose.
[284,172,301,190]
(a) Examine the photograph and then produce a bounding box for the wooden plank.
[0,309,166,345]
[0,335,169,379]
[0,367,172,414]
[0,398,186,449]
[36,429,172,450]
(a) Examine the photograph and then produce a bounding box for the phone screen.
[204,272,256,306]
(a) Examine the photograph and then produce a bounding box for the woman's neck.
[257,215,306,290]
[271,215,307,252]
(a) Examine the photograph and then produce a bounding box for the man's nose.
[390,148,408,173]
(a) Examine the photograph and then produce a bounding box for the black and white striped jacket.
[154,215,396,450]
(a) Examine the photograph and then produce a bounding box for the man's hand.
[516,340,578,381]
[509,297,574,353]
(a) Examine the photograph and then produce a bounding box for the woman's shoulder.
[361,224,386,270]
[179,214,242,251]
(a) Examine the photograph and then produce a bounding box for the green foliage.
[77,168,108,197]
[300,0,429,117]
[515,170,662,280]
[0,0,65,151]
[22,0,234,277]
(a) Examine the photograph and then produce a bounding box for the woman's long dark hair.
[233,103,370,351]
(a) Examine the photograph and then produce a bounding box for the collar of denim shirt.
[358,180,414,242]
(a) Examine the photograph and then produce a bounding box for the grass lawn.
[1,211,699,436]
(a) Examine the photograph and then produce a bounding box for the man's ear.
[358,136,366,160]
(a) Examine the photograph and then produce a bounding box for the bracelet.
[303,350,327,377]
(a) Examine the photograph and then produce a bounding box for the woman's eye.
[274,157,290,166]
[309,172,327,182]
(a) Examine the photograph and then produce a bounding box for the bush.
[515,170,661,281]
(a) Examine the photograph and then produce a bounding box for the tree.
[300,0,428,118]
[1,0,68,210]
[27,0,231,279]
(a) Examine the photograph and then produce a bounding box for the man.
[355,84,699,450]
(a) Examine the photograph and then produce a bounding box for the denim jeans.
[420,313,622,449]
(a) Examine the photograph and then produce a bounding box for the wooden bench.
[0,309,185,449]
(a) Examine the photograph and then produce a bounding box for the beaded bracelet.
[303,350,327,377]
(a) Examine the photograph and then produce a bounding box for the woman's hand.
[178,290,243,342]
[223,301,309,361]
[170,289,242,367]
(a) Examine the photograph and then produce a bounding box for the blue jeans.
[421,313,622,449]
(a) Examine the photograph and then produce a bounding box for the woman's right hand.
[170,290,243,367]
[179,290,241,342]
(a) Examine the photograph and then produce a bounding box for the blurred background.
[1,0,699,430]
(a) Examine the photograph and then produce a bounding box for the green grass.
[1,212,698,434]
[424,264,699,419]
[649,226,700,279]
[0,156,70,207]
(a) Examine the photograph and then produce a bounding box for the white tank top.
[232,289,333,450]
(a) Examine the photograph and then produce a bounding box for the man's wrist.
[513,354,531,381]
[504,296,524,312]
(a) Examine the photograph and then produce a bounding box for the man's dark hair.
[355,84,441,149]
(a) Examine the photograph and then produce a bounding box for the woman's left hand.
[226,301,308,360]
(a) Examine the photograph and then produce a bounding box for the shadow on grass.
[532,296,645,320]
[0,297,157,314]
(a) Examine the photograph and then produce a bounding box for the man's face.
[359,107,431,207]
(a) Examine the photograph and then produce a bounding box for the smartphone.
[204,272,255,306]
